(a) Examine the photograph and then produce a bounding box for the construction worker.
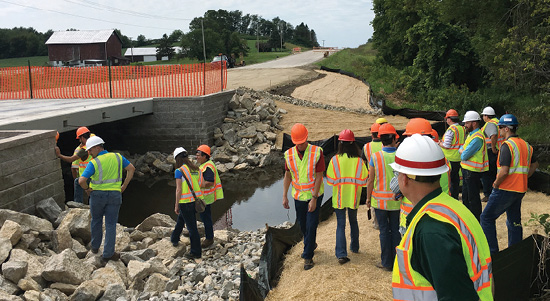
[480,106,502,202]
[362,118,387,229]
[171,147,202,259]
[459,111,488,220]
[438,109,466,200]
[390,134,493,300]
[481,114,538,254]
[196,144,224,249]
[326,129,368,265]
[55,126,94,203]
[283,123,325,270]
[79,136,135,262]
[366,123,400,271]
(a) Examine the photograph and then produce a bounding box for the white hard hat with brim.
[173,147,187,158]
[85,136,105,150]
[390,134,449,176]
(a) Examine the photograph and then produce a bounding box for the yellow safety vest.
[326,154,368,209]
[441,124,466,162]
[178,165,202,203]
[461,130,489,172]
[284,144,325,201]
[363,140,383,165]
[89,153,123,191]
[498,137,533,193]
[199,160,224,205]
[481,118,504,149]
[371,150,400,210]
[72,145,92,177]
[392,192,493,301]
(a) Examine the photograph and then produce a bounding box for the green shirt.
[406,188,479,301]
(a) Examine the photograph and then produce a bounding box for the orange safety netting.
[0,62,227,100]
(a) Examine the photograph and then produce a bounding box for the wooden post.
[108,59,113,98]
[27,60,33,99]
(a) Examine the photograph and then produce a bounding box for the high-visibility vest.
[284,144,325,201]
[199,160,224,205]
[89,153,123,191]
[497,137,533,193]
[461,130,489,172]
[392,192,493,301]
[371,150,400,210]
[482,118,504,149]
[178,165,202,203]
[363,140,383,165]
[72,145,92,177]
[440,160,451,195]
[326,154,368,209]
[441,124,466,162]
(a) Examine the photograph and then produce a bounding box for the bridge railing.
[0,62,227,99]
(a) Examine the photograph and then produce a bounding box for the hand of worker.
[282,195,290,209]
[174,203,180,215]
[492,181,499,189]
[84,187,92,195]
[121,183,128,193]
[55,146,61,157]
[492,148,498,154]
[308,197,317,212]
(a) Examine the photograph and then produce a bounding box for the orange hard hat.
[55,131,60,142]
[197,144,211,156]
[291,123,308,144]
[431,129,439,142]
[76,126,90,139]
[403,118,432,136]
[445,109,459,118]
[378,123,399,138]
[370,122,381,133]
[338,129,355,142]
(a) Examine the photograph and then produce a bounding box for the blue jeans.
[199,204,214,240]
[171,202,201,257]
[480,188,524,254]
[374,209,400,268]
[89,190,121,259]
[335,208,359,258]
[449,161,462,200]
[295,194,323,260]
[462,169,482,221]
[74,177,90,203]
[481,150,498,198]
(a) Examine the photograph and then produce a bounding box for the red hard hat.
[76,126,90,139]
[370,122,381,133]
[431,129,439,142]
[445,109,459,118]
[403,118,432,136]
[378,123,399,138]
[291,123,308,144]
[338,129,355,142]
[197,144,211,156]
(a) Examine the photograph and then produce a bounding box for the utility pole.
[322,40,325,47]
[256,23,259,53]
[201,18,207,95]
[279,22,283,51]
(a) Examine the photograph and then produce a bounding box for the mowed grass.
[0,56,49,67]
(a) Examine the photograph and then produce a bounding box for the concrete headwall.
[0,130,64,213]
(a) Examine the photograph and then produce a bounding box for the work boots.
[201,239,214,249]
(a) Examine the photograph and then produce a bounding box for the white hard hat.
[390,134,449,176]
[173,147,187,158]
[463,111,481,122]
[482,106,496,116]
[85,136,105,150]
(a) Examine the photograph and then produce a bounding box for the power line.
[63,0,193,21]
[0,0,183,31]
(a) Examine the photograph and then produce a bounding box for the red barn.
[45,29,128,67]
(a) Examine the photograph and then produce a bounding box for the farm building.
[124,47,182,62]
[45,29,129,67]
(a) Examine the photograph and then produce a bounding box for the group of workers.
[282,106,538,300]
[56,128,224,262]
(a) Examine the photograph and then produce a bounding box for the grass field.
[0,56,49,67]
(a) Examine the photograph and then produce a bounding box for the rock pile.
[0,197,280,301]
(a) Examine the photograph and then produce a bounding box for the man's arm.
[308,171,323,212]
[366,167,375,209]
[490,135,498,154]
[529,161,539,178]
[175,178,182,214]
[121,164,135,193]
[55,146,84,163]
[282,170,291,209]
[460,137,482,160]
[493,166,509,189]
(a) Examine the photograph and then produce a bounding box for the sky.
[0,0,374,48]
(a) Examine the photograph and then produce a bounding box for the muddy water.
[119,167,333,231]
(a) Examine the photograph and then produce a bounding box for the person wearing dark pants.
[438,109,466,200]
[480,106,501,202]
[294,194,323,260]
[171,202,201,258]
[461,169,483,220]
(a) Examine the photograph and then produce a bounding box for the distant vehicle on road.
[211,54,234,68]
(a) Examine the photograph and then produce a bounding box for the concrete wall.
[93,90,234,153]
[0,130,64,213]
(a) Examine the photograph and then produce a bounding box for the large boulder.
[69,280,103,301]
[127,260,151,281]
[0,237,12,263]
[99,283,127,301]
[143,273,169,293]
[1,261,27,283]
[0,210,52,236]
[51,227,73,253]
[41,249,94,285]
[8,249,45,285]
[57,209,91,243]
[90,267,125,288]
[35,198,63,224]
[0,220,22,246]
[135,214,175,232]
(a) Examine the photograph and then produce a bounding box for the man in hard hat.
[79,136,135,262]
[438,109,466,200]
[55,126,94,203]
[459,111,488,220]
[480,106,502,202]
[366,123,400,271]
[196,144,224,249]
[481,114,539,254]
[390,134,492,300]
[283,123,325,270]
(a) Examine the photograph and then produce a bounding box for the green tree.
[181,29,223,60]
[156,34,175,60]
[136,34,148,47]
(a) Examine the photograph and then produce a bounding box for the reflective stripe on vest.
[89,153,123,191]
[498,137,533,193]
[363,141,383,165]
[441,124,466,162]
[392,193,493,301]
[461,131,489,172]
[199,160,224,205]
[284,144,325,201]
[326,154,368,209]
[482,118,504,148]
[399,197,414,233]
[179,166,202,203]
[371,150,400,210]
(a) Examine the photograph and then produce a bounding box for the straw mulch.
[265,191,550,301]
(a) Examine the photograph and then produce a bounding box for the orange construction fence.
[0,62,227,100]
